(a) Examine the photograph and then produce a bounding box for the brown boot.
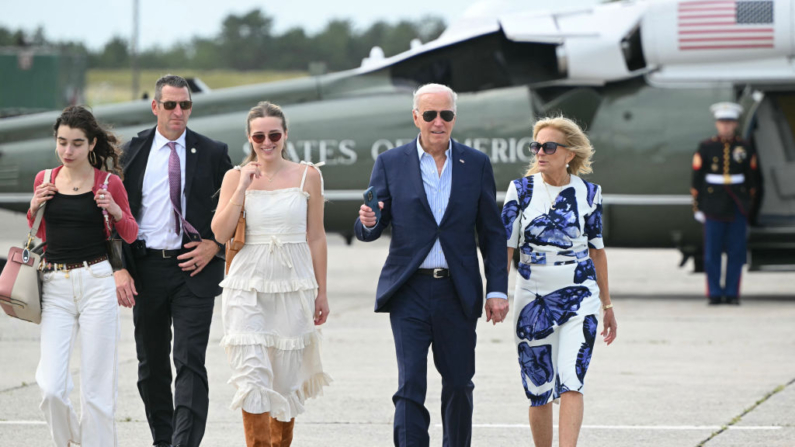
[242,410,272,447]
[270,416,283,446]
[270,417,295,447]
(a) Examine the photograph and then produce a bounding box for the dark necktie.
[167,142,201,241]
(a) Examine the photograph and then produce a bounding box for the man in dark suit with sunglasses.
[355,83,508,447]
[114,74,232,447]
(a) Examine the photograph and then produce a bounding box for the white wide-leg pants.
[36,260,119,447]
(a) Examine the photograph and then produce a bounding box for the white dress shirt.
[137,129,187,250]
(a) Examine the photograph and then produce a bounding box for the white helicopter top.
[358,0,794,86]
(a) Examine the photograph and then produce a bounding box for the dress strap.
[299,161,326,196]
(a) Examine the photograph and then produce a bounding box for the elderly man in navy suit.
[355,83,509,447]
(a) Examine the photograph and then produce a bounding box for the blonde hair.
[525,116,594,177]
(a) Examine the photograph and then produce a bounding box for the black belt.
[145,248,183,258]
[417,268,450,278]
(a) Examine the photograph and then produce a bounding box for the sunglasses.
[159,100,193,110]
[420,110,455,122]
[251,132,283,144]
[530,141,568,155]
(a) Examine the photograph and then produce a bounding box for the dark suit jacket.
[354,138,507,318]
[119,126,232,297]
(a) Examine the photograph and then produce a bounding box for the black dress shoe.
[708,296,722,305]
[725,296,740,305]
[153,442,171,447]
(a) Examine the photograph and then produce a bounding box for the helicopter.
[1,0,793,272]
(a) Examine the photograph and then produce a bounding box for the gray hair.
[154,74,191,102]
[412,83,457,112]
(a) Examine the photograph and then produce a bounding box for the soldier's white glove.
[694,211,706,224]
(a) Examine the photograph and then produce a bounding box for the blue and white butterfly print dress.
[502,173,603,406]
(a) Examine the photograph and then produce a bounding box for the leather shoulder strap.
[27,169,52,247]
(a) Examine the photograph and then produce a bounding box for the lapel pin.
[459,159,465,163]
[191,147,197,154]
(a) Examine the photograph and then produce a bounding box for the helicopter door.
[742,91,795,271]
[749,93,795,225]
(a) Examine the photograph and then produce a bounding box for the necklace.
[62,173,90,192]
[542,173,570,211]
[263,163,284,183]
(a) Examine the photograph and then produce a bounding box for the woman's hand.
[31,181,58,212]
[314,293,330,326]
[95,189,122,221]
[237,162,261,192]
[601,308,617,345]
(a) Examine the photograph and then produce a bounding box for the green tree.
[382,20,420,56]
[273,27,313,70]
[312,19,357,71]
[219,9,274,70]
[95,36,129,68]
[190,37,223,70]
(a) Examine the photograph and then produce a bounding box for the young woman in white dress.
[502,116,618,447]
[212,101,331,447]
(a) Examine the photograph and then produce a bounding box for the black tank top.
[43,192,107,264]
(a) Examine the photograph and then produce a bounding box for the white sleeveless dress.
[220,162,331,422]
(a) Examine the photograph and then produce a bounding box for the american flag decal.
[678,0,774,51]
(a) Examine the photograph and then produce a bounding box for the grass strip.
[696,377,795,446]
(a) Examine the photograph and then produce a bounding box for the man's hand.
[485,298,509,325]
[177,239,220,277]
[359,201,384,228]
[114,269,137,308]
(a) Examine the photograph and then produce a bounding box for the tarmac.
[0,209,793,447]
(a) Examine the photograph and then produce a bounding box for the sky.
[0,0,601,50]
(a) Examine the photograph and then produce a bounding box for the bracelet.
[603,303,613,311]
[229,199,243,207]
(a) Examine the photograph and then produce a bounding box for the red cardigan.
[27,166,139,244]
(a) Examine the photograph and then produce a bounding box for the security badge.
[733,146,747,163]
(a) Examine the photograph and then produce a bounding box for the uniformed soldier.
[691,102,758,305]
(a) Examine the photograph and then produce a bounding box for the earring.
[566,163,570,168]
[89,151,97,165]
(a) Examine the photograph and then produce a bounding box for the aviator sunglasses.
[158,100,193,110]
[251,132,283,144]
[530,141,568,155]
[420,110,455,122]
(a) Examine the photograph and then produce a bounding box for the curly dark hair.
[53,106,124,179]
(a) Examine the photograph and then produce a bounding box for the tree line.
[1,9,446,72]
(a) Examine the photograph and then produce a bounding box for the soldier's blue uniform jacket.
[691,135,758,220]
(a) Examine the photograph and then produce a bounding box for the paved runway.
[0,210,793,447]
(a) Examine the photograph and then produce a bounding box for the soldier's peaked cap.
[710,102,743,121]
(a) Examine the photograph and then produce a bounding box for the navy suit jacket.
[354,138,508,318]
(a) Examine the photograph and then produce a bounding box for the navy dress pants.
[389,273,478,447]
[704,206,748,299]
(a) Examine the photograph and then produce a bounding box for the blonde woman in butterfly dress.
[501,116,618,447]
[212,101,331,447]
